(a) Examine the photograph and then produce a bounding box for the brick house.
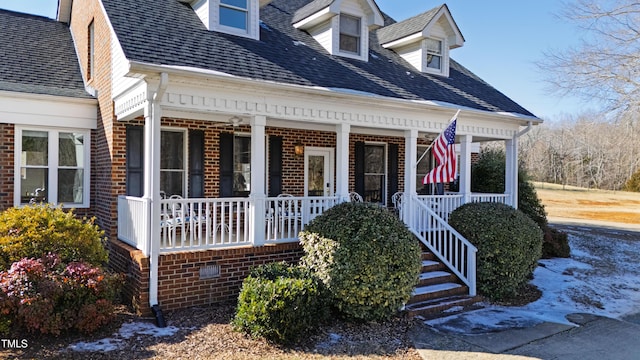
[1,0,541,316]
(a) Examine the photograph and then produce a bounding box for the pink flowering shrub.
[0,254,122,335]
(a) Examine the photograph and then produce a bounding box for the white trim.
[0,91,97,129]
[160,127,189,197]
[14,126,91,208]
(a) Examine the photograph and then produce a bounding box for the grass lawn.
[534,182,640,225]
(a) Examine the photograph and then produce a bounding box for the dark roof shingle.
[101,0,534,117]
[0,9,91,98]
[376,6,441,45]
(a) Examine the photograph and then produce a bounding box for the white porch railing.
[404,194,477,296]
[265,196,340,243]
[470,193,510,204]
[416,194,463,223]
[159,197,251,253]
[117,196,150,256]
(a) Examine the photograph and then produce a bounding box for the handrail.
[405,194,477,296]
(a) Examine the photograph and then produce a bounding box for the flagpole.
[414,109,460,168]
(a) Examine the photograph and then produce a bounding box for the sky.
[0,0,592,120]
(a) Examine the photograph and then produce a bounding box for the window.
[339,14,361,55]
[15,128,90,207]
[88,20,95,81]
[233,134,251,196]
[426,38,442,70]
[160,130,187,197]
[220,0,248,31]
[364,144,385,203]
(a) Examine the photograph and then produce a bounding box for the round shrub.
[0,205,107,270]
[232,262,329,345]
[0,253,122,335]
[299,202,421,322]
[449,202,543,301]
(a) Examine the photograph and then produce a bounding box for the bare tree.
[540,0,640,112]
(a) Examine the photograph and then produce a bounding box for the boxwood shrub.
[0,205,107,270]
[232,262,329,344]
[299,202,421,322]
[449,202,543,301]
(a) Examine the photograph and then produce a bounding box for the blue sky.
[0,0,590,120]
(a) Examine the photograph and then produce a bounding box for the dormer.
[292,0,384,62]
[377,5,464,77]
[183,0,273,40]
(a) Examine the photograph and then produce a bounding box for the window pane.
[340,15,360,36]
[20,168,48,204]
[308,155,325,196]
[58,169,84,203]
[221,0,246,9]
[426,38,442,54]
[364,175,384,203]
[220,7,247,30]
[339,34,359,54]
[59,133,84,167]
[427,54,441,69]
[22,130,48,166]
[364,146,384,173]
[161,131,184,170]
[161,171,184,197]
[233,136,251,195]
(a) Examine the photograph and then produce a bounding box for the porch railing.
[404,194,477,296]
[117,196,150,256]
[470,193,510,204]
[415,194,463,223]
[265,196,340,243]
[160,197,251,253]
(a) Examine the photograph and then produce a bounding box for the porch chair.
[391,191,403,216]
[349,192,363,202]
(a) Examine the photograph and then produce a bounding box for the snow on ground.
[69,321,180,352]
[427,224,640,334]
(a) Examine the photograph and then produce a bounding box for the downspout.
[149,73,169,327]
[516,120,534,138]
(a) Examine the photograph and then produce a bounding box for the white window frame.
[214,0,258,39]
[233,132,251,196]
[14,126,91,208]
[363,142,387,205]
[423,37,449,76]
[335,13,368,61]
[339,13,361,55]
[160,127,188,198]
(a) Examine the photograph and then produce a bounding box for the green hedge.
[232,262,328,344]
[299,202,421,322]
[449,202,543,301]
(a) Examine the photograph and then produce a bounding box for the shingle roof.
[101,0,535,117]
[376,5,441,45]
[0,10,91,99]
[292,0,334,24]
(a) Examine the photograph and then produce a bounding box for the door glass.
[308,155,325,197]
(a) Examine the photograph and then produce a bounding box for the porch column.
[505,136,518,208]
[459,135,472,205]
[250,115,267,246]
[404,129,418,223]
[335,123,350,202]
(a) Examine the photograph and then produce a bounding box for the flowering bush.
[0,254,122,335]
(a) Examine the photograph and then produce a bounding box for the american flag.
[423,116,457,184]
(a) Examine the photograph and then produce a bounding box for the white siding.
[111,27,141,98]
[396,42,423,72]
[309,20,333,55]
[192,0,210,29]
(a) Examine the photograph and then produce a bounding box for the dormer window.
[220,0,248,31]
[426,38,442,71]
[188,0,260,40]
[339,14,361,55]
[292,0,384,62]
[377,5,464,77]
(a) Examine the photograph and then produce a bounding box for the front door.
[304,147,334,197]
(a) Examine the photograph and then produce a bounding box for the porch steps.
[406,251,481,319]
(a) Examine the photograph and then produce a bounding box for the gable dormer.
[184,0,273,40]
[292,0,384,62]
[377,5,464,77]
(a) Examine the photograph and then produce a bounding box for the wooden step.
[405,295,482,319]
[418,270,459,287]
[409,282,468,304]
[421,259,445,272]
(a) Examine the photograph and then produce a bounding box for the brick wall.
[110,238,303,315]
[0,124,14,211]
